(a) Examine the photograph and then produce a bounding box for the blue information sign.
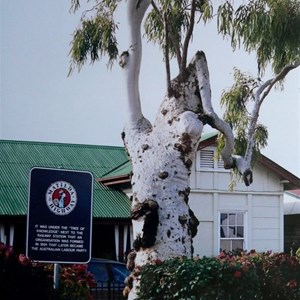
[26,167,93,263]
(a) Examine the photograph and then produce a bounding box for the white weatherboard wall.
[189,147,284,257]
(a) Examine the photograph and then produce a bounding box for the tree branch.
[193,52,234,166]
[243,62,299,170]
[193,51,253,185]
[180,0,196,77]
[163,12,172,95]
[151,1,182,67]
[260,62,300,103]
[119,0,152,126]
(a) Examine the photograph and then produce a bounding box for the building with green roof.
[0,140,132,260]
[1,133,300,260]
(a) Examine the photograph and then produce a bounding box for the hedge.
[139,250,300,300]
[2,242,300,300]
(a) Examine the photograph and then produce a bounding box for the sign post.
[26,167,93,264]
[53,263,60,290]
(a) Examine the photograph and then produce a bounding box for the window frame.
[218,211,247,253]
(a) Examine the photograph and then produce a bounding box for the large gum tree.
[69,0,300,298]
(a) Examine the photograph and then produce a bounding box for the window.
[219,212,246,252]
[196,146,227,171]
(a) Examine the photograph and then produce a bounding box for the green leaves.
[219,68,268,160]
[196,0,213,24]
[218,0,300,75]
[68,1,120,75]
[139,254,260,299]
[144,1,213,67]
[220,69,254,129]
[217,1,234,36]
[69,0,299,77]
[144,0,191,60]
[139,251,300,299]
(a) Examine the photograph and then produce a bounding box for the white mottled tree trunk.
[122,70,205,299]
[119,1,249,299]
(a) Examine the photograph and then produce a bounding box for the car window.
[88,262,109,282]
[110,263,130,282]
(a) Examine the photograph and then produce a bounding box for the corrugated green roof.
[102,161,132,179]
[94,183,130,218]
[0,140,130,219]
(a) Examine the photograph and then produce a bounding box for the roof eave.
[97,175,131,186]
[260,155,300,190]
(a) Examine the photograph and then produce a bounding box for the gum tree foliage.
[217,0,299,175]
[69,0,300,169]
[69,0,299,298]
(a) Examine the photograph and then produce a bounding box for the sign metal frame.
[26,167,93,264]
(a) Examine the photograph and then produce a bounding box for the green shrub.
[139,250,300,300]
[0,243,53,299]
[58,263,96,300]
[0,243,96,300]
[247,251,300,299]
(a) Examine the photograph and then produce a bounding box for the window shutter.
[200,149,214,169]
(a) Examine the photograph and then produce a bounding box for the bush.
[0,243,96,300]
[139,250,300,300]
[0,243,53,300]
[247,250,300,299]
[58,263,96,300]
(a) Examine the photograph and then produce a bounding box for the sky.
[1,0,299,177]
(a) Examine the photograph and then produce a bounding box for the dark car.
[87,258,130,300]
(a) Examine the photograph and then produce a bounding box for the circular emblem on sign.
[46,181,77,215]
